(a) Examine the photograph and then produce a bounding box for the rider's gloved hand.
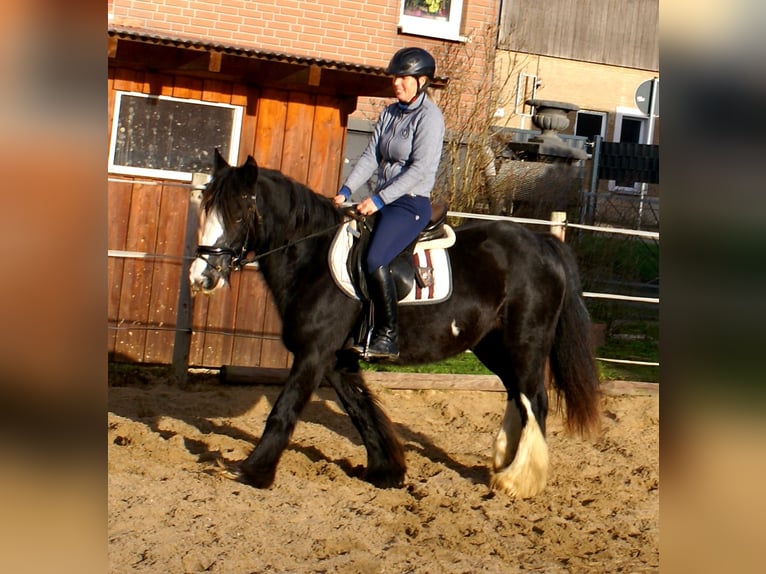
[333,185,351,207]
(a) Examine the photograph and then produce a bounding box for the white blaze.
[189,208,227,291]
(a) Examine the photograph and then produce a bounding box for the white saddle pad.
[328,220,454,305]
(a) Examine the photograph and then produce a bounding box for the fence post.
[172,173,206,387]
[581,134,601,225]
[550,211,566,241]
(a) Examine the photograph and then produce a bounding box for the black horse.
[189,151,600,498]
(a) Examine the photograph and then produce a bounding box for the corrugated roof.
[108,25,449,86]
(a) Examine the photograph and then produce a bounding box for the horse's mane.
[257,168,343,237]
[202,163,342,241]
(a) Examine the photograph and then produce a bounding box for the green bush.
[572,233,659,286]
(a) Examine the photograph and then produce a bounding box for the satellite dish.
[635,78,659,116]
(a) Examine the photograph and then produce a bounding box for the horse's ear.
[242,155,259,187]
[213,148,229,174]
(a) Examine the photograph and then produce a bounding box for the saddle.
[328,200,454,352]
[345,199,452,302]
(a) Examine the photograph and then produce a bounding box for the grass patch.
[363,341,659,384]
[361,352,492,375]
[109,330,659,385]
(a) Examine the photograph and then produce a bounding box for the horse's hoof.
[365,468,405,489]
[239,463,276,489]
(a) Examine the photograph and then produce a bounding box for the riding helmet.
[386,47,436,80]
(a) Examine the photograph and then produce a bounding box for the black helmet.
[386,47,436,80]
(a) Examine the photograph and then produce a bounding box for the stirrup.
[346,326,372,356]
[348,342,367,356]
[364,349,399,361]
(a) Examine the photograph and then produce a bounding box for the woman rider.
[333,47,445,360]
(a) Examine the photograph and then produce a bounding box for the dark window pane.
[110,93,240,178]
[620,117,643,144]
[575,112,604,144]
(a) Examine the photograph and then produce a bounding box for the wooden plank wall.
[499,0,658,71]
[107,65,351,369]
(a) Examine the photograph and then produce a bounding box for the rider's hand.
[356,197,379,216]
[334,185,351,207]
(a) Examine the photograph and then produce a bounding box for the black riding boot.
[364,264,399,360]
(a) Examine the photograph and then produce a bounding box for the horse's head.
[189,150,260,295]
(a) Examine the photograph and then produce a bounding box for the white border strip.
[583,291,659,304]
[447,211,660,240]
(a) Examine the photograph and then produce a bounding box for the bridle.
[194,192,261,273]
[195,238,253,272]
[194,192,352,273]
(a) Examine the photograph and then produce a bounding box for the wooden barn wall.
[108,65,350,369]
[499,0,658,71]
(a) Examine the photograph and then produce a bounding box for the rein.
[240,221,348,268]
[196,217,350,271]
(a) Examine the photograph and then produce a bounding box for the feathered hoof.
[490,392,550,498]
[490,464,547,499]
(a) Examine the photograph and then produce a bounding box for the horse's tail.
[545,236,601,436]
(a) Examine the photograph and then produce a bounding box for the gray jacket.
[343,93,445,205]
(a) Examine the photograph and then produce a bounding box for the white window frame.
[108,91,243,181]
[398,0,465,42]
[514,73,538,118]
[608,107,648,194]
[574,110,607,155]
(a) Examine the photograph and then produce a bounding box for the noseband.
[195,243,251,272]
[195,193,261,272]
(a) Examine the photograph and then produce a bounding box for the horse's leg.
[325,359,406,487]
[473,331,550,498]
[239,358,324,488]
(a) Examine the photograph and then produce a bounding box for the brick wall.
[109,0,499,72]
[109,0,500,127]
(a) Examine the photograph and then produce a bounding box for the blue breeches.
[366,195,431,273]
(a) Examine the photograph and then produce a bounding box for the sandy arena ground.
[108,370,658,573]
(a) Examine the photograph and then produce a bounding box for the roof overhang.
[108,26,449,98]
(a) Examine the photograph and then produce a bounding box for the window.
[398,0,465,42]
[608,107,648,193]
[514,73,538,122]
[108,92,243,181]
[615,116,645,144]
[341,119,378,198]
[574,110,607,154]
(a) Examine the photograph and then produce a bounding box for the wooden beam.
[108,36,118,59]
[209,51,222,73]
[308,64,321,87]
